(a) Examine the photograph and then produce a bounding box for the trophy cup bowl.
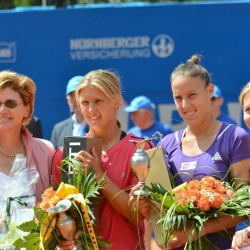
[130,138,152,196]
[47,200,83,250]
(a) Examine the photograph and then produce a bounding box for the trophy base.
[72,247,83,250]
[133,189,150,196]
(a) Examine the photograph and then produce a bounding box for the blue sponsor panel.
[0,2,249,139]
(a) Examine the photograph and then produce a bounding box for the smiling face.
[242,91,250,129]
[78,86,119,133]
[171,76,214,126]
[0,87,30,132]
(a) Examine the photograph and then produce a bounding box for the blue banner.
[0,1,249,139]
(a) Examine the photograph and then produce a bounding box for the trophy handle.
[47,200,72,213]
[129,138,152,150]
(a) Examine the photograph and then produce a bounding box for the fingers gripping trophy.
[130,132,162,196]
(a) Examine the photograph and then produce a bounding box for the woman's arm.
[101,177,149,224]
[167,216,247,249]
[76,148,149,224]
[231,159,250,185]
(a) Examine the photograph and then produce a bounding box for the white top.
[0,154,37,245]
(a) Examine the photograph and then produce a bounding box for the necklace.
[102,130,122,153]
[0,143,24,157]
[185,118,217,141]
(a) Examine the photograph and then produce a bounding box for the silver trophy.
[47,200,83,250]
[130,138,152,196]
[130,132,163,196]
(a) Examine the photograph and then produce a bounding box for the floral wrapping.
[0,154,39,248]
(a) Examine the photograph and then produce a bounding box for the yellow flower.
[56,182,79,199]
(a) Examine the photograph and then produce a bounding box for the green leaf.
[17,220,39,232]
[13,233,40,250]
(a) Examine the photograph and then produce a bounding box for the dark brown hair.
[171,54,211,87]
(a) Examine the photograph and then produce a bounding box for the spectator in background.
[50,76,88,149]
[26,115,43,138]
[211,84,237,124]
[124,95,173,145]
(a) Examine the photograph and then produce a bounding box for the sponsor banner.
[0,2,249,139]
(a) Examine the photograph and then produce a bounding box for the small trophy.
[130,138,152,196]
[47,200,83,250]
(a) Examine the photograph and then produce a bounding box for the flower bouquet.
[13,157,111,250]
[147,176,250,250]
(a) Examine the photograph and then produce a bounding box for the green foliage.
[62,157,105,220]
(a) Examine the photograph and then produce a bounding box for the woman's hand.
[60,240,74,250]
[129,183,150,221]
[166,228,193,249]
[74,147,101,174]
[232,227,250,250]
[59,231,82,250]
[167,225,205,249]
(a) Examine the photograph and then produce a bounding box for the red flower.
[200,176,216,189]
[39,187,61,210]
[210,193,224,208]
[197,195,211,211]
[173,176,232,212]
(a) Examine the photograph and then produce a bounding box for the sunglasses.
[0,99,23,109]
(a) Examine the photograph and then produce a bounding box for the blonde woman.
[231,82,250,250]
[52,69,151,249]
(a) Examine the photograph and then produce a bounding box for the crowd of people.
[0,54,249,250]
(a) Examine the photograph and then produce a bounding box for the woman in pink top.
[0,71,55,246]
[52,69,151,250]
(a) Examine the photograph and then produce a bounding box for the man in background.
[50,75,88,149]
[211,85,237,124]
[124,95,173,145]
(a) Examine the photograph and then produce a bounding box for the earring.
[22,116,27,126]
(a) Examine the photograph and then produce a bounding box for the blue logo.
[152,34,174,58]
[0,42,16,63]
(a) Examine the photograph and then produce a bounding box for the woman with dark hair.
[159,55,250,249]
